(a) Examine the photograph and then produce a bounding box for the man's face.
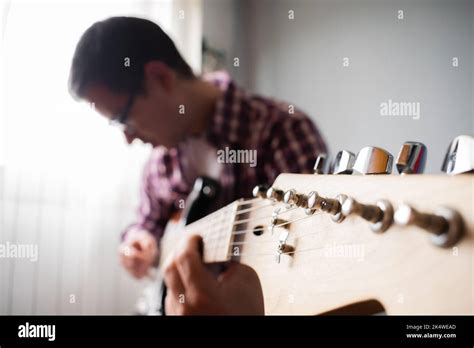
[83,65,185,148]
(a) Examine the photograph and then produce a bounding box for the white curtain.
[0,0,202,314]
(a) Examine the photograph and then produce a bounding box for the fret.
[159,200,240,266]
[213,202,238,262]
[200,201,238,263]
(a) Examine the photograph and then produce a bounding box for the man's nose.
[124,130,136,144]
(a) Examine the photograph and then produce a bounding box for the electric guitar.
[136,140,473,315]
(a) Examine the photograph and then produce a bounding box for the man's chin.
[129,137,156,148]
[147,141,161,149]
[138,137,159,148]
[138,137,178,149]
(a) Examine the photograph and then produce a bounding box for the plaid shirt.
[123,71,327,242]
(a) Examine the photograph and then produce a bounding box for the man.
[69,16,326,314]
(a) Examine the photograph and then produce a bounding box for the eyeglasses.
[109,91,136,133]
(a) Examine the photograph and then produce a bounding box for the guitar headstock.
[239,137,473,314]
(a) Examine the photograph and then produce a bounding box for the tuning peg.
[341,197,393,233]
[266,187,285,202]
[313,153,328,174]
[441,135,473,175]
[252,185,269,198]
[332,150,356,174]
[396,141,427,174]
[352,147,393,175]
[394,203,464,248]
[283,189,346,222]
[283,189,307,208]
[306,191,340,215]
[304,192,347,223]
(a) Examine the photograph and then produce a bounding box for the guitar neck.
[159,199,242,266]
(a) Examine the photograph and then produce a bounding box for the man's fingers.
[136,236,156,252]
[163,262,186,302]
[119,244,148,277]
[120,242,151,262]
[175,235,215,292]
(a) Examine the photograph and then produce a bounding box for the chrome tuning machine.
[313,153,328,174]
[396,141,427,174]
[441,135,473,175]
[353,146,393,175]
[332,150,356,174]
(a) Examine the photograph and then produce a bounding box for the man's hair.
[69,16,195,99]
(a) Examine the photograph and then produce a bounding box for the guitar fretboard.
[160,200,242,265]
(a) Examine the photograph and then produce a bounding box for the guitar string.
[203,206,312,242]
[202,212,319,260]
[164,210,354,264]
[184,197,272,231]
[196,199,284,236]
[177,200,321,257]
[227,237,384,259]
[230,245,325,258]
[198,200,286,239]
[162,198,384,265]
[231,206,298,226]
[189,197,295,233]
[227,222,335,249]
[160,197,280,257]
[235,197,261,205]
[228,213,318,246]
[203,208,345,259]
[234,202,275,215]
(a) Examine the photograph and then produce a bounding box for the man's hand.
[119,229,158,279]
[163,234,265,315]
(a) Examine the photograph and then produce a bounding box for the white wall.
[202,0,238,74]
[225,0,473,173]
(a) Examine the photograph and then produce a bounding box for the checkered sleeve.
[121,154,175,244]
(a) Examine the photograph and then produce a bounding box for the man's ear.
[143,61,176,95]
